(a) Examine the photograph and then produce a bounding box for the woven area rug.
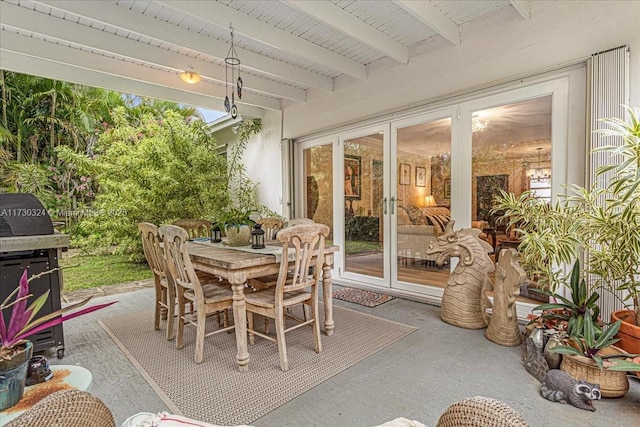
[332,287,395,307]
[99,305,415,425]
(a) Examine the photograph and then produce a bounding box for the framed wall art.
[344,155,361,200]
[415,167,426,187]
[399,163,411,186]
[444,178,452,198]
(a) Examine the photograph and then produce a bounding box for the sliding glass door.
[391,111,454,295]
[295,76,573,303]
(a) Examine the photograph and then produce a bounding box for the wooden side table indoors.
[0,365,92,425]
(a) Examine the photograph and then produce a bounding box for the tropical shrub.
[78,108,230,254]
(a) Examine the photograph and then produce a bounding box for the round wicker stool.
[436,396,528,427]
[5,389,115,427]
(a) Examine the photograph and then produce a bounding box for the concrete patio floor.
[48,284,640,427]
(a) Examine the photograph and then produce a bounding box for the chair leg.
[264,317,270,335]
[195,305,206,364]
[275,306,288,371]
[160,287,168,320]
[247,311,255,345]
[154,284,163,330]
[176,291,186,350]
[165,286,175,341]
[311,299,322,354]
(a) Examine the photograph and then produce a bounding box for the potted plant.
[0,270,114,410]
[528,261,601,337]
[549,313,640,398]
[217,207,256,246]
[494,105,640,353]
[580,106,640,352]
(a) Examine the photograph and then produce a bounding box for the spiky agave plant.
[0,269,115,360]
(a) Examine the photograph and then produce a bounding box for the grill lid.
[0,193,54,237]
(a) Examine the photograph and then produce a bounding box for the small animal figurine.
[540,369,601,412]
[522,336,549,382]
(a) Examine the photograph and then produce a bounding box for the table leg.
[230,280,249,372]
[322,255,335,336]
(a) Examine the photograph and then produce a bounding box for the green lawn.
[58,240,378,292]
[60,254,152,291]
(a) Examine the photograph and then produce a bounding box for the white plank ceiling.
[0,0,531,116]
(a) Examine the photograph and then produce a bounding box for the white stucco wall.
[241,109,284,215]
[276,1,640,139]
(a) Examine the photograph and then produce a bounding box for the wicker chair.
[5,389,115,427]
[436,396,528,427]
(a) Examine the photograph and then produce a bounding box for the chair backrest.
[138,222,165,280]
[275,223,329,298]
[158,225,203,297]
[286,217,315,227]
[256,217,283,240]
[172,219,212,238]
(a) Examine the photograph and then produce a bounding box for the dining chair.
[286,217,315,227]
[138,222,176,340]
[158,225,234,364]
[171,219,212,239]
[256,217,283,240]
[245,223,329,371]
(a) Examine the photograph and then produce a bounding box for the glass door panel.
[394,117,452,290]
[303,144,333,230]
[343,133,384,279]
[471,95,552,257]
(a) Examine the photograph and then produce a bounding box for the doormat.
[332,287,395,307]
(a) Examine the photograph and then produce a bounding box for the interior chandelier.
[529,147,551,182]
[472,116,489,133]
[224,24,242,119]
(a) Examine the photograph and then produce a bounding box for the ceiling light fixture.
[180,70,201,84]
[529,147,551,182]
[224,24,243,119]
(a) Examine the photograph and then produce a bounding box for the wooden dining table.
[187,240,339,372]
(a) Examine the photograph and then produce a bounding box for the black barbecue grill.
[0,193,68,358]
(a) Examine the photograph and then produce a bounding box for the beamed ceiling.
[0,0,535,118]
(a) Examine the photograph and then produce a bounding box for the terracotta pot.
[611,309,640,354]
[559,345,629,398]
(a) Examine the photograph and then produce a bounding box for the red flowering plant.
[0,270,115,360]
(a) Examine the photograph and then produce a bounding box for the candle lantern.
[210,222,222,243]
[251,223,265,249]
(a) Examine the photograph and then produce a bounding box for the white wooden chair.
[159,225,234,364]
[171,219,212,239]
[256,217,283,240]
[245,223,328,371]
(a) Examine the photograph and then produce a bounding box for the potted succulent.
[0,269,114,410]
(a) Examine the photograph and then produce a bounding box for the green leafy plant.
[550,315,640,372]
[491,190,582,292]
[493,105,640,326]
[217,207,256,231]
[0,270,115,360]
[529,260,600,336]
